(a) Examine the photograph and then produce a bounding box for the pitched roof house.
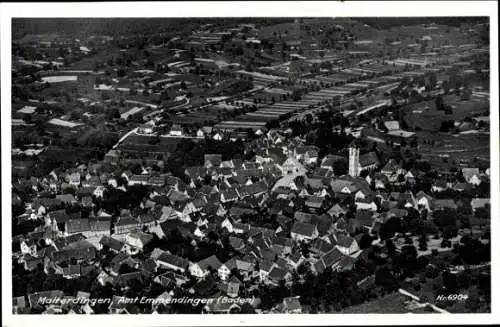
[433,199,458,210]
[156,253,191,273]
[313,248,345,274]
[470,198,490,212]
[290,221,318,242]
[190,255,223,278]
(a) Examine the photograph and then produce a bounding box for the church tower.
[349,145,360,177]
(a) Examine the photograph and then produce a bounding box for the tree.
[435,95,445,111]
[461,88,472,101]
[475,206,490,219]
[379,217,401,240]
[426,72,437,91]
[359,234,373,249]
[440,238,452,248]
[442,271,459,293]
[442,225,458,239]
[418,235,428,251]
[386,239,396,257]
[396,244,419,277]
[300,241,311,257]
[433,208,458,230]
[117,68,126,77]
[375,266,397,290]
[305,114,313,125]
[439,120,455,133]
[333,160,348,176]
[105,108,121,120]
[456,236,490,265]
[425,265,440,279]
[148,135,160,145]
[94,76,103,86]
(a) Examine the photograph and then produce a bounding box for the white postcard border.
[1,1,498,326]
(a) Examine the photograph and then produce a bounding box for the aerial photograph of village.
[10,17,491,314]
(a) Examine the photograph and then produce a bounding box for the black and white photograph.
[1,1,498,326]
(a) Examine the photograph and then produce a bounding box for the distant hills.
[355,17,489,29]
[12,17,489,41]
[12,18,294,40]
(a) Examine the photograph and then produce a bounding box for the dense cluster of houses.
[12,119,490,314]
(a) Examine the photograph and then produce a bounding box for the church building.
[348,145,380,177]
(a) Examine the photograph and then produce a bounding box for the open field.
[404,94,489,131]
[418,132,489,166]
[117,133,196,153]
[339,292,430,314]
